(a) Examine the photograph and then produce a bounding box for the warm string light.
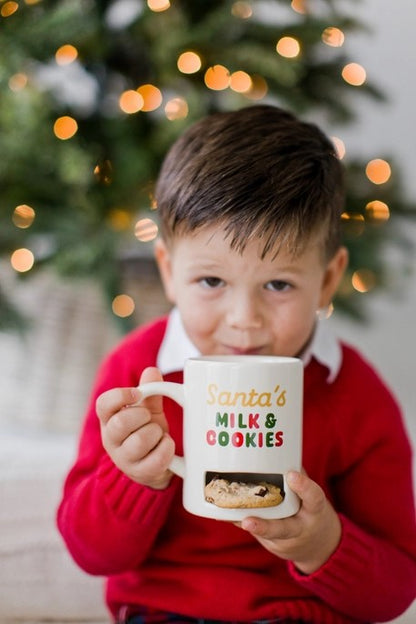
[276,37,301,58]
[231,1,252,19]
[112,294,135,318]
[165,97,188,120]
[352,269,376,293]
[202,65,267,100]
[177,51,202,74]
[119,84,164,114]
[12,204,36,228]
[342,62,366,86]
[10,248,34,273]
[365,200,390,223]
[230,71,252,93]
[53,116,78,140]
[94,160,113,185]
[365,158,391,184]
[134,218,159,242]
[245,75,268,100]
[204,65,230,90]
[9,73,28,92]
[119,90,144,114]
[291,0,307,14]
[322,27,345,48]
[1,1,19,17]
[147,0,170,12]
[341,212,365,237]
[342,200,390,235]
[55,44,78,66]
[107,209,131,231]
[137,84,163,111]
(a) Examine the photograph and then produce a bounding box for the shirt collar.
[157,307,342,383]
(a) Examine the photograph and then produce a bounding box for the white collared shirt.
[157,307,342,383]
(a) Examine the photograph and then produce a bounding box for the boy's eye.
[265,280,291,292]
[199,276,224,289]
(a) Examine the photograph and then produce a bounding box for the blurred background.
[0,0,415,622]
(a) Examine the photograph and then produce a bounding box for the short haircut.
[155,104,345,260]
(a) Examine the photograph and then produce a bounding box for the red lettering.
[206,430,216,445]
[275,431,284,447]
[231,432,244,447]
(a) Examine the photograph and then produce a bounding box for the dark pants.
[117,608,306,624]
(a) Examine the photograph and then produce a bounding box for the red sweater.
[57,317,416,623]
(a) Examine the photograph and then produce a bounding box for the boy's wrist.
[292,511,342,575]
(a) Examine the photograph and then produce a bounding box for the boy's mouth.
[223,345,265,356]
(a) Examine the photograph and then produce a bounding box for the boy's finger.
[136,367,168,431]
[96,387,140,424]
[286,470,325,513]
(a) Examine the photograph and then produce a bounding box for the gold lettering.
[207,385,281,407]
[207,383,218,405]
[218,391,233,405]
[258,392,272,407]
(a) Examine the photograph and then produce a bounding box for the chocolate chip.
[255,487,268,497]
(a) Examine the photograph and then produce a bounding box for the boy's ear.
[319,246,349,309]
[154,238,176,303]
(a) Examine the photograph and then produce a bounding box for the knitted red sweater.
[57,317,416,623]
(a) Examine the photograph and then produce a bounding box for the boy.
[57,105,416,623]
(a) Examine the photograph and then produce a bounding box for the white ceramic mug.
[137,355,303,520]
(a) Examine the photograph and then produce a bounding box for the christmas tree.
[1,0,414,330]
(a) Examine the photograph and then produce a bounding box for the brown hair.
[155,105,344,260]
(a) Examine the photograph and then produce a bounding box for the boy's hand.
[239,471,342,574]
[96,367,175,490]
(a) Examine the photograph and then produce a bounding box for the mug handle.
[135,381,186,479]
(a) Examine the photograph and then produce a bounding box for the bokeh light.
[177,51,202,74]
[165,97,189,120]
[352,269,376,293]
[55,44,78,66]
[134,218,159,242]
[291,0,307,14]
[365,200,390,223]
[204,65,230,90]
[119,90,144,114]
[1,1,19,17]
[231,1,253,18]
[107,209,132,231]
[11,248,34,272]
[322,27,345,47]
[365,159,391,184]
[12,204,36,229]
[276,37,300,58]
[341,212,365,237]
[53,116,78,140]
[342,62,366,86]
[147,0,170,11]
[245,74,268,100]
[9,73,28,92]
[137,84,163,111]
[112,294,135,318]
[94,159,113,185]
[230,71,252,93]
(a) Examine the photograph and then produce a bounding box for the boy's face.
[155,226,347,358]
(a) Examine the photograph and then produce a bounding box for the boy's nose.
[226,292,263,330]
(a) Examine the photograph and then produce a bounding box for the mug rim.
[187,355,301,364]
